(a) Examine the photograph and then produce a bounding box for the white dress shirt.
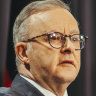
[20,75,68,96]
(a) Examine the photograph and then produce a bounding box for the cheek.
[74,51,81,73]
[28,43,59,75]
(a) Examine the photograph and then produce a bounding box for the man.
[0,0,88,96]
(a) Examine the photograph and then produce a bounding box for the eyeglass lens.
[49,32,86,50]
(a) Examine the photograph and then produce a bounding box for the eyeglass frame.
[22,32,88,50]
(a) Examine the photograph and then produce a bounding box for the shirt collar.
[20,75,68,96]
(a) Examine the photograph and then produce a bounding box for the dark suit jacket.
[0,74,44,96]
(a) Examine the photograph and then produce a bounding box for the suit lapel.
[11,74,44,96]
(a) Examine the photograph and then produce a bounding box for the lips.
[59,60,74,66]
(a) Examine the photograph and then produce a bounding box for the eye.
[50,36,57,40]
[71,37,78,41]
[71,35,80,42]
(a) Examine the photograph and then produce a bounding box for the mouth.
[59,60,74,66]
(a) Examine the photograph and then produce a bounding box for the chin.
[53,66,78,84]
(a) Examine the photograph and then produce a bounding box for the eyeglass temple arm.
[23,33,48,42]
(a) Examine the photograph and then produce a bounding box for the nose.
[60,38,73,54]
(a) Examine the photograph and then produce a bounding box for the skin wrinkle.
[23,16,79,42]
[73,51,81,72]
[29,43,59,93]
[43,53,66,96]
[30,40,54,51]
[42,52,59,92]
[27,8,78,38]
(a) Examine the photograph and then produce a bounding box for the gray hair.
[13,0,70,68]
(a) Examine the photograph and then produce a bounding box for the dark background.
[0,0,95,96]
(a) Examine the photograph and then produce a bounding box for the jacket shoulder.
[0,87,10,96]
[0,87,22,96]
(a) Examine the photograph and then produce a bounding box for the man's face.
[26,8,80,85]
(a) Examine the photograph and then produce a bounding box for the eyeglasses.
[23,32,88,50]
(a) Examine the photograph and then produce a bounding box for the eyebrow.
[70,30,80,34]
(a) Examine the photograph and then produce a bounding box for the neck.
[34,76,69,96]
[18,66,69,96]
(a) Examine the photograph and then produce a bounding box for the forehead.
[27,8,79,38]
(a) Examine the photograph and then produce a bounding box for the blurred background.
[0,0,95,96]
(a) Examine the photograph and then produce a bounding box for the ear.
[15,42,29,64]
